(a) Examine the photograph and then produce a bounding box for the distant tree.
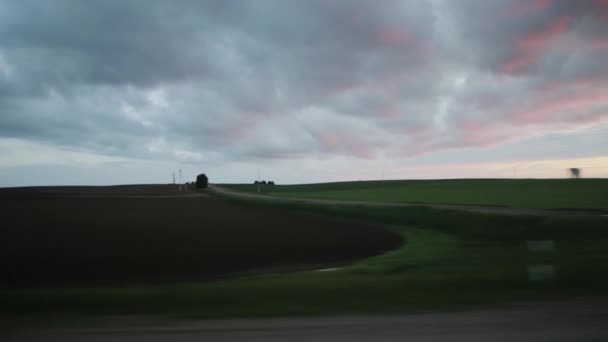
[254,180,260,184]
[261,180,267,185]
[196,173,209,188]
[569,168,581,179]
[268,181,275,185]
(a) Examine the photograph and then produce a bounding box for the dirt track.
[210,185,607,217]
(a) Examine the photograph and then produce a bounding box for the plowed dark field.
[0,185,402,288]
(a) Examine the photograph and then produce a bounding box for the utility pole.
[172,172,176,185]
[178,169,183,192]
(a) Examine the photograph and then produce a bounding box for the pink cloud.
[318,132,340,150]
[222,111,273,144]
[518,17,570,51]
[583,38,608,50]
[502,0,551,18]
[446,79,608,156]
[420,84,608,154]
[323,68,425,100]
[374,26,434,59]
[376,28,409,47]
[553,36,608,52]
[506,80,608,127]
[418,76,608,158]
[323,81,361,98]
[501,53,541,75]
[351,14,363,25]
[464,95,501,113]
[316,132,376,159]
[393,125,442,157]
[596,0,608,8]
[592,0,608,21]
[501,16,570,74]
[533,0,551,11]
[484,0,551,32]
[374,108,402,120]
[535,79,603,101]
[451,118,533,150]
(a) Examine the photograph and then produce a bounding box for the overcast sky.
[1,0,607,186]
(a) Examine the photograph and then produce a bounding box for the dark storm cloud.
[0,0,607,163]
[0,0,218,87]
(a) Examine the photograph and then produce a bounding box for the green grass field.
[223,178,608,210]
[4,195,608,318]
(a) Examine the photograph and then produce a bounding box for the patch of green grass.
[4,195,608,318]
[223,178,608,210]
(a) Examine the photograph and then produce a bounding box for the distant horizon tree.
[196,173,208,188]
[569,168,581,179]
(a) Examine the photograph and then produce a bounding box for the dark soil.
[0,186,402,288]
[0,184,196,198]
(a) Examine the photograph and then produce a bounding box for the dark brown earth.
[0,184,198,198]
[0,185,402,288]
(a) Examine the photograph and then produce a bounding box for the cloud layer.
[1,0,607,183]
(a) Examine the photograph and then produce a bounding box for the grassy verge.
[3,192,608,319]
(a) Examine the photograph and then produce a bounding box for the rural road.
[4,299,608,341]
[209,185,605,217]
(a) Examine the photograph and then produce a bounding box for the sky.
[1,0,607,186]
